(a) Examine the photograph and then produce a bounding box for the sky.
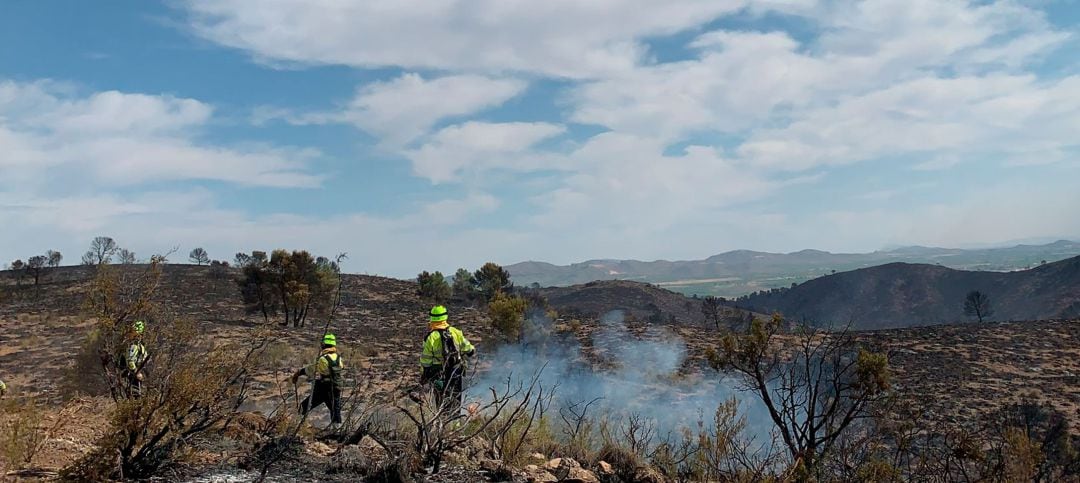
[1,0,1079,277]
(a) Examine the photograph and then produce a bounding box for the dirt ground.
[1,266,1078,479]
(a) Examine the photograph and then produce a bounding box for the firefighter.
[420,305,475,415]
[124,320,148,397]
[292,333,344,426]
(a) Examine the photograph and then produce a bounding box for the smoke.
[468,310,774,444]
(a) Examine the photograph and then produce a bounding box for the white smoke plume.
[468,310,774,445]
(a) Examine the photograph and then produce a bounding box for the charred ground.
[1,264,1078,480]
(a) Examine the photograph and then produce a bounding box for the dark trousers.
[124,371,143,398]
[301,380,342,424]
[434,367,465,418]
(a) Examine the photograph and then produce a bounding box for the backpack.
[322,353,343,387]
[119,342,147,372]
[437,329,464,377]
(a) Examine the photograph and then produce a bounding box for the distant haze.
[507,240,1080,298]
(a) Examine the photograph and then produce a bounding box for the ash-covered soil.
[1,264,1077,479]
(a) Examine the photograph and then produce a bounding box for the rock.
[523,464,558,482]
[356,435,390,460]
[327,446,369,475]
[465,435,495,459]
[306,440,335,457]
[543,458,597,483]
[633,466,668,483]
[543,457,580,471]
[530,452,548,463]
[598,461,614,475]
[565,468,599,483]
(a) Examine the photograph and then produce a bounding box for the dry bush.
[685,399,781,482]
[61,254,269,480]
[62,326,109,398]
[826,396,1080,482]
[79,258,167,401]
[488,413,559,466]
[479,390,556,466]
[259,340,296,370]
[395,371,552,474]
[0,398,83,475]
[557,398,602,462]
[710,314,891,476]
[0,399,44,472]
[63,319,267,480]
[594,442,642,482]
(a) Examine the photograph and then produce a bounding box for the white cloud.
[737,74,1080,171]
[571,0,1073,143]
[270,74,528,147]
[181,0,746,78]
[7,1,1080,275]
[346,74,526,146]
[404,121,567,183]
[912,155,965,171]
[571,31,824,138]
[529,133,783,231]
[0,80,320,188]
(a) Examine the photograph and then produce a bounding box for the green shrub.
[488,292,527,340]
[417,271,451,303]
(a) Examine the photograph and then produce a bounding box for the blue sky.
[2,0,1079,276]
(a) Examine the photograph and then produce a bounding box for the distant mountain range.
[731,255,1080,330]
[507,240,1080,298]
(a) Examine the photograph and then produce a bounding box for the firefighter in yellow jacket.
[292,333,344,425]
[124,320,149,397]
[420,305,476,414]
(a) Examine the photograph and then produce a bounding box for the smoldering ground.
[468,311,774,446]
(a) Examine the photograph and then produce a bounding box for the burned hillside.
[1,264,1078,481]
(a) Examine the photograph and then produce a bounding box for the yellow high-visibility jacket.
[303,348,344,386]
[127,342,147,371]
[420,325,475,369]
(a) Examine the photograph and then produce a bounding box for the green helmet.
[132,320,146,335]
[322,333,337,346]
[430,305,448,323]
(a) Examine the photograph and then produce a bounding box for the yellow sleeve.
[459,333,475,354]
[420,333,438,367]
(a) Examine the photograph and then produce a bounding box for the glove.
[290,371,301,384]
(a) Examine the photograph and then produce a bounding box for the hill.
[0,262,1078,480]
[732,255,1080,329]
[507,240,1080,297]
[536,279,745,326]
